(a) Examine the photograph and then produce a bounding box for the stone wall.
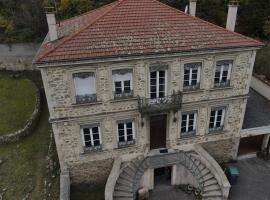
[0,43,40,71]
[201,137,240,163]
[0,88,42,145]
[39,49,256,183]
[69,158,113,184]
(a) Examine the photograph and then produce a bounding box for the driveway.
[229,157,270,200]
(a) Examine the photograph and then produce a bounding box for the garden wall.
[0,43,40,71]
[0,88,42,145]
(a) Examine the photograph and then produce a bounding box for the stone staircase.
[113,151,224,200]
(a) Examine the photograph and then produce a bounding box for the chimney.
[226,0,239,31]
[45,7,58,41]
[189,0,197,17]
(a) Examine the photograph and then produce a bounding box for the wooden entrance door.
[150,115,167,149]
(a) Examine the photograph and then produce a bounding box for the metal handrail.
[138,91,182,114]
[131,151,205,199]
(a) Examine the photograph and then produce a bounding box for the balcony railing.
[138,91,182,115]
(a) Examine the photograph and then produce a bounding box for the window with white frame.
[73,72,96,104]
[184,62,201,90]
[209,107,226,132]
[117,120,135,146]
[150,70,167,99]
[112,69,133,98]
[181,112,197,137]
[214,60,233,87]
[81,125,102,150]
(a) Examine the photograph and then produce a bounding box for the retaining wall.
[0,43,40,71]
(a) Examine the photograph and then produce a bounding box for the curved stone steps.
[188,153,223,200]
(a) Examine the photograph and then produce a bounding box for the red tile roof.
[35,0,263,63]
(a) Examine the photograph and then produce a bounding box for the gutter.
[34,44,264,68]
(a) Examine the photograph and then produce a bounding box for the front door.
[150,115,167,149]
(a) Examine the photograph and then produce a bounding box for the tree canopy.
[0,0,269,43]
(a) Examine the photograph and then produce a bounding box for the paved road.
[229,157,270,200]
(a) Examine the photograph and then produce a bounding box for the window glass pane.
[83,128,90,135]
[124,80,130,87]
[159,77,165,84]
[209,122,214,128]
[216,121,221,127]
[85,141,92,147]
[151,78,156,85]
[118,123,124,129]
[118,129,124,137]
[93,133,99,140]
[127,135,133,141]
[159,85,165,91]
[159,91,165,98]
[119,136,125,142]
[181,127,186,133]
[182,114,187,121]
[218,109,223,115]
[150,72,156,78]
[211,110,216,117]
[126,122,132,129]
[92,127,98,133]
[150,86,156,93]
[191,80,197,85]
[184,74,189,81]
[188,126,194,132]
[94,140,100,146]
[84,134,91,141]
[151,92,156,99]
[159,71,165,77]
[115,81,121,87]
[189,119,194,126]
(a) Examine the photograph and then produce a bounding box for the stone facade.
[38,48,257,184]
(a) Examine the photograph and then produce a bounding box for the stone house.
[34,0,263,199]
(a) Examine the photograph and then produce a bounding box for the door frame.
[149,114,168,150]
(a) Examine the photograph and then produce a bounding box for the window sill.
[110,97,137,103]
[178,135,199,141]
[80,146,103,154]
[210,86,233,91]
[72,101,103,106]
[208,129,227,135]
[182,89,205,94]
[117,140,136,149]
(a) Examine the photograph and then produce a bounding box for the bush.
[254,44,270,80]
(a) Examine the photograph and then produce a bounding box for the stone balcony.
[138,91,182,115]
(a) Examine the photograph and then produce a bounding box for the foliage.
[0,76,36,135]
[254,44,270,80]
[0,105,60,200]
[237,0,270,40]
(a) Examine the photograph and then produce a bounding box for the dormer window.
[214,60,233,87]
[112,69,133,99]
[73,72,96,104]
[183,62,201,91]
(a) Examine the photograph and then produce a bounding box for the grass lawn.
[0,76,37,135]
[70,184,105,200]
[0,105,59,199]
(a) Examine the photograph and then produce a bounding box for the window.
[184,62,201,90]
[209,107,225,132]
[73,72,96,104]
[181,112,197,138]
[214,60,233,87]
[117,120,135,147]
[81,125,102,150]
[112,69,133,98]
[150,70,167,99]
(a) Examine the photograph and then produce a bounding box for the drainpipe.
[226,0,239,31]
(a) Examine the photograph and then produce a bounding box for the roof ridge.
[37,0,124,62]
[152,0,263,45]
[59,1,118,25]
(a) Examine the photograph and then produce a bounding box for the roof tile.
[35,0,263,63]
